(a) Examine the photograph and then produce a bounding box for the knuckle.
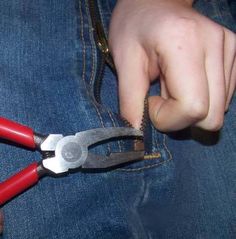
[183,100,208,121]
[199,114,224,132]
[167,17,199,39]
[224,27,236,40]
[207,117,224,131]
[158,17,200,49]
[213,25,224,41]
[176,17,198,29]
[216,27,224,40]
[215,25,224,35]
[109,39,130,65]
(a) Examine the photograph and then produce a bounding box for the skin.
[109,0,236,131]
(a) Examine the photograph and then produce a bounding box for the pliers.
[0,117,144,205]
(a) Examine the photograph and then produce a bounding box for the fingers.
[113,41,150,128]
[196,28,236,130]
[150,23,236,132]
[195,28,226,130]
[149,24,209,131]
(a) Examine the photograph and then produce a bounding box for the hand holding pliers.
[0,117,144,205]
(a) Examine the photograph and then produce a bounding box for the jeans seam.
[163,134,173,161]
[107,109,123,152]
[116,156,172,172]
[106,0,112,15]
[88,15,96,87]
[79,0,111,153]
[154,128,160,147]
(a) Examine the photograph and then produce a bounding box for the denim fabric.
[229,0,236,21]
[0,0,235,238]
[194,0,236,32]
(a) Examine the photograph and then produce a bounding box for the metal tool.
[0,117,144,205]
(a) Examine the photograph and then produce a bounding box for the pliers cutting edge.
[0,117,144,205]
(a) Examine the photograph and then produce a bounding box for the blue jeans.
[0,0,235,238]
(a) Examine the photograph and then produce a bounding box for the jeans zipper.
[88,0,161,160]
[88,0,133,121]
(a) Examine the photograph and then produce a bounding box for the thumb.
[115,45,150,128]
[149,96,166,124]
[149,96,181,132]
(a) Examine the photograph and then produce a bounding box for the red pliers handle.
[0,163,42,205]
[0,117,36,149]
[0,117,44,205]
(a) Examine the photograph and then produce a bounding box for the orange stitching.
[144,153,161,160]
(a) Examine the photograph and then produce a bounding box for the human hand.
[109,0,236,131]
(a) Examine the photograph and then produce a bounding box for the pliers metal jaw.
[0,117,144,205]
[42,128,144,174]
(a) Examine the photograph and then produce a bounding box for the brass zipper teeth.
[140,96,149,133]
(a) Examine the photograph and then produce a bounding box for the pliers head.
[40,127,144,174]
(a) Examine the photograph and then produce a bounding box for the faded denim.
[0,0,235,238]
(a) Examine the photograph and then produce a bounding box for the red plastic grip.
[0,163,39,205]
[0,117,35,148]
